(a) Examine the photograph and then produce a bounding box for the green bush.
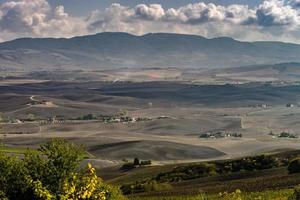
[152,155,279,184]
[218,154,279,173]
[155,163,217,182]
[120,162,135,171]
[0,139,126,200]
[289,185,300,200]
[0,152,28,199]
[141,160,152,166]
[120,159,152,171]
[288,158,300,174]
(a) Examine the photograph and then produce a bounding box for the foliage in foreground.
[289,185,300,200]
[0,139,126,200]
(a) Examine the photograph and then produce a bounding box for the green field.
[0,146,33,154]
[0,145,93,159]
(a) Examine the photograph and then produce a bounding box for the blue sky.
[0,0,299,43]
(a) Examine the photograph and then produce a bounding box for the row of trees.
[120,158,152,171]
[121,154,300,195]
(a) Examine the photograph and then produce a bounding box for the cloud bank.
[0,0,300,43]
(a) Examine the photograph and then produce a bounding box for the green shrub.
[121,159,152,171]
[288,158,300,174]
[155,163,217,182]
[0,152,28,199]
[218,154,279,173]
[141,160,152,165]
[289,185,300,200]
[120,162,135,171]
[0,139,125,200]
[25,113,36,122]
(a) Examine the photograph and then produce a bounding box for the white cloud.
[247,0,300,27]
[0,0,300,43]
[0,0,87,41]
[135,4,165,20]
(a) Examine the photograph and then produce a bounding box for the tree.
[39,139,85,192]
[26,113,36,121]
[0,139,126,200]
[119,109,128,116]
[288,158,300,174]
[28,163,126,200]
[133,158,140,166]
[0,152,28,199]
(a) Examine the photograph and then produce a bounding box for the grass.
[0,146,94,158]
[104,165,176,185]
[129,189,294,200]
[0,146,33,154]
[120,167,300,198]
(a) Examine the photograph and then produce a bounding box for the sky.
[46,0,262,16]
[0,0,300,43]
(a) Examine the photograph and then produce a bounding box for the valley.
[1,71,300,169]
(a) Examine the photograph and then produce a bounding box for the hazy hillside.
[204,62,300,83]
[1,32,300,71]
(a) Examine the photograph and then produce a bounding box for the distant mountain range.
[1,32,300,71]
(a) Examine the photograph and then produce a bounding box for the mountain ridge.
[1,32,300,71]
